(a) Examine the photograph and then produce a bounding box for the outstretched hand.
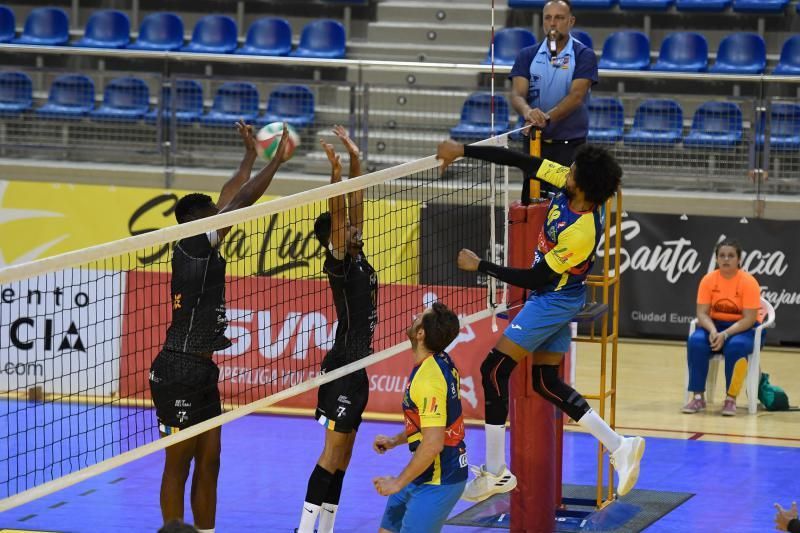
[457,248,481,271]
[775,502,798,531]
[276,122,293,162]
[320,138,342,182]
[332,124,360,157]
[236,119,257,153]
[437,140,464,175]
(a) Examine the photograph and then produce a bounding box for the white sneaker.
[610,436,645,497]
[461,464,518,502]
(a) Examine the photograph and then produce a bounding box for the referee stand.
[508,132,624,531]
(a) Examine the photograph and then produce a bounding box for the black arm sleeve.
[463,145,544,177]
[789,518,800,533]
[477,259,559,291]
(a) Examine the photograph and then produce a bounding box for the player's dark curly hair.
[175,193,215,224]
[420,301,461,354]
[314,212,332,248]
[573,145,622,206]
[715,238,743,259]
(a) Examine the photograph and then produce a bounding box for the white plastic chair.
[684,296,776,414]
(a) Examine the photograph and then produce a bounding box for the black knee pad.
[480,349,517,425]
[531,365,590,422]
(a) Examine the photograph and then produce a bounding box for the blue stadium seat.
[676,0,731,10]
[74,10,130,49]
[507,0,547,7]
[587,97,624,143]
[757,103,800,151]
[773,36,800,75]
[683,101,742,148]
[709,33,766,75]
[598,31,650,70]
[201,82,260,126]
[733,0,788,12]
[570,29,593,50]
[450,92,510,140]
[290,19,346,59]
[145,80,204,124]
[13,7,69,46]
[483,28,536,66]
[90,77,150,122]
[619,0,674,9]
[624,99,683,145]
[236,17,292,56]
[182,15,238,54]
[0,71,32,115]
[652,32,708,72]
[35,74,95,119]
[572,0,617,7]
[261,85,315,128]
[0,5,15,43]
[127,13,184,51]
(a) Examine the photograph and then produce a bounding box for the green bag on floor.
[758,372,790,411]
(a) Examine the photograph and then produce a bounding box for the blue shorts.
[379,480,466,533]
[503,288,585,354]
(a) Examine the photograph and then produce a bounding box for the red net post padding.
[507,200,564,533]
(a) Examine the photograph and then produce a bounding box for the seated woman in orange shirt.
[683,239,762,417]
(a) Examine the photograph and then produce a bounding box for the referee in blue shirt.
[509,0,598,200]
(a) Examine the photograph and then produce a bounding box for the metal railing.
[1,43,799,197]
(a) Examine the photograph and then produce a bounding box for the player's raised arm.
[321,139,346,257]
[333,125,364,235]
[216,120,258,209]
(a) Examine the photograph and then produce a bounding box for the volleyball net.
[0,133,513,511]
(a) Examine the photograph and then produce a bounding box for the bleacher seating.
[0,71,32,115]
[683,101,743,148]
[483,28,536,66]
[758,103,800,151]
[35,74,95,119]
[598,31,650,70]
[261,85,315,128]
[732,0,788,13]
[13,7,69,46]
[587,97,624,143]
[201,82,260,126]
[676,0,732,11]
[709,33,766,75]
[450,92,510,140]
[182,15,238,54]
[507,1,547,7]
[90,77,150,122]
[619,0,674,10]
[623,99,684,145]
[571,29,593,50]
[773,36,800,75]
[127,13,184,51]
[0,5,14,43]
[144,80,204,124]
[652,32,708,72]
[74,10,130,49]
[236,17,293,56]
[572,0,617,8]
[290,19,346,59]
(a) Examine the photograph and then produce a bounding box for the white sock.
[577,409,623,453]
[317,503,339,533]
[298,501,321,533]
[485,424,507,475]
[195,529,215,533]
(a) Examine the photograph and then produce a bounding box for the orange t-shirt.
[696,269,761,323]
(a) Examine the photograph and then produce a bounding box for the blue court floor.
[1,409,798,532]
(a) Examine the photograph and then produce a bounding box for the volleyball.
[256,122,300,162]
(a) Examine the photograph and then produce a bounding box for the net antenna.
[0,133,525,513]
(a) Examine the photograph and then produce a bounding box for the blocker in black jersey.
[315,248,377,432]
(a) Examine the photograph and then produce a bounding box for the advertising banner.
[0,269,124,395]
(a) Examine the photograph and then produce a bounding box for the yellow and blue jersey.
[402,352,467,486]
[533,159,605,293]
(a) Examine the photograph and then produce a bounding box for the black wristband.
[788,518,800,533]
[477,260,491,274]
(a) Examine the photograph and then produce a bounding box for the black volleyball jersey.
[163,232,232,355]
[324,248,378,359]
